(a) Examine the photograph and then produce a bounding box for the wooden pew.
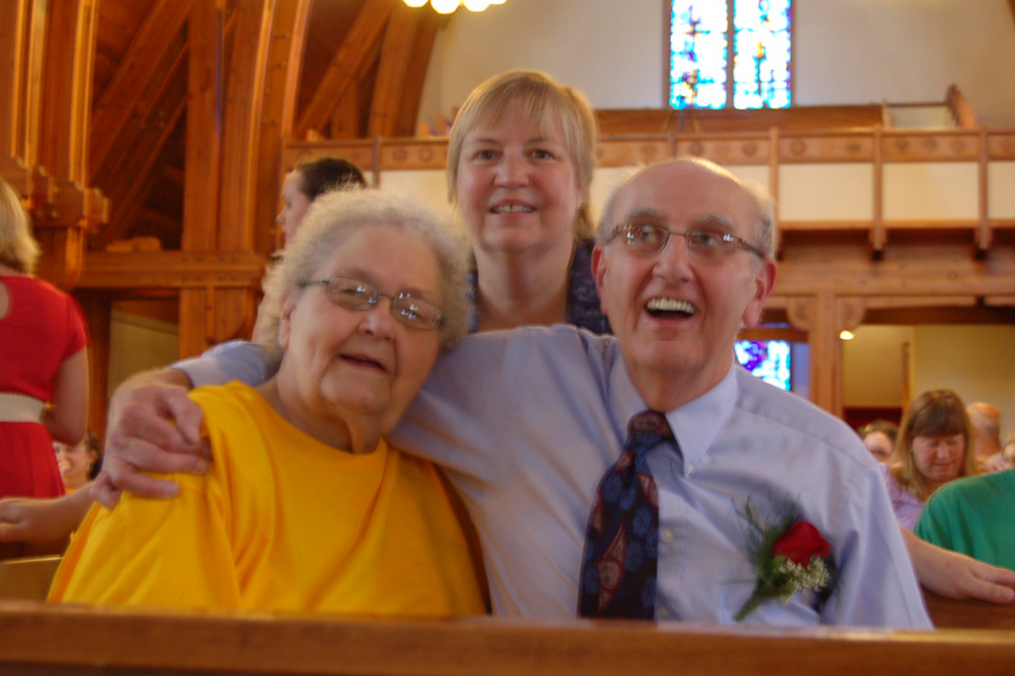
[1,601,1014,676]
[924,590,1015,631]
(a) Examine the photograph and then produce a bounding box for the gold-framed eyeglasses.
[610,222,766,260]
[304,276,444,331]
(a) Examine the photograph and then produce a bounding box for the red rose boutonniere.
[734,500,838,622]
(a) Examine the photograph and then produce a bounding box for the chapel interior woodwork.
[0,599,1014,675]
[2,0,1015,438]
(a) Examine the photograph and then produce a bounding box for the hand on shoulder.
[97,368,211,507]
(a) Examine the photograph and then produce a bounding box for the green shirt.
[914,469,1015,571]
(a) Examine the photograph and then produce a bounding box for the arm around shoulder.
[98,367,210,506]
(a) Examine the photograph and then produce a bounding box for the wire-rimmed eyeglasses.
[609,222,766,260]
[304,276,444,331]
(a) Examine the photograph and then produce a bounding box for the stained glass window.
[670,0,791,110]
[735,339,792,390]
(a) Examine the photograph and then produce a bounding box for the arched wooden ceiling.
[89,0,446,254]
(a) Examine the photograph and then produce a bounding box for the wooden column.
[33,0,104,290]
[75,291,111,440]
[255,0,313,255]
[178,0,281,356]
[179,0,224,357]
[212,0,275,345]
[0,0,47,196]
[0,0,28,184]
[787,294,865,416]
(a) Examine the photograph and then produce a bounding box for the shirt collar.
[609,358,739,468]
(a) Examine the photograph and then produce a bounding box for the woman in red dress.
[0,177,89,499]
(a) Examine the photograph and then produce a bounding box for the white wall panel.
[779,164,874,221]
[883,163,978,221]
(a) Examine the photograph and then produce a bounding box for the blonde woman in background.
[447,70,609,334]
[0,177,89,500]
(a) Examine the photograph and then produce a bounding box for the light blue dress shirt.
[175,327,931,628]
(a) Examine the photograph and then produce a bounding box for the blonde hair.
[446,70,597,238]
[258,189,470,359]
[0,177,41,274]
[891,389,978,501]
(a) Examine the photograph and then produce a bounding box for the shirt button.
[657,607,670,619]
[660,528,674,543]
[686,464,696,475]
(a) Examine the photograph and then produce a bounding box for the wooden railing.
[1,601,1014,676]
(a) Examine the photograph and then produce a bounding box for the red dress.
[0,275,87,498]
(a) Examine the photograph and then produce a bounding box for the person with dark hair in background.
[277,157,367,245]
[54,430,102,493]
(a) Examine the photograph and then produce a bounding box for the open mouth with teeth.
[646,297,697,319]
[490,204,535,214]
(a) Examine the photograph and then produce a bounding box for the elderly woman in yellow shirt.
[49,190,486,616]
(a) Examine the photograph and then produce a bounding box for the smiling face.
[911,433,966,488]
[55,439,98,490]
[592,161,776,409]
[454,102,583,257]
[276,224,443,449]
[277,172,313,245]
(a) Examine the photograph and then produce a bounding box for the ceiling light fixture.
[403,0,507,12]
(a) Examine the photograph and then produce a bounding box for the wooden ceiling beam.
[90,0,196,174]
[294,0,396,139]
[91,32,187,246]
[95,92,186,249]
[78,250,265,289]
[394,10,441,138]
[92,28,187,183]
[367,2,420,137]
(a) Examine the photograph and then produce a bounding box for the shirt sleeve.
[390,332,515,479]
[173,340,279,388]
[822,465,933,628]
[48,470,241,608]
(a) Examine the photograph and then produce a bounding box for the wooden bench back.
[1,602,1014,676]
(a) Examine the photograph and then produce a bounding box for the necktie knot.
[627,411,673,456]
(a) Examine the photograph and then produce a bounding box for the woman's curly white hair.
[256,189,471,360]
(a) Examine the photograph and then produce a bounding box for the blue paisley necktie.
[578,410,674,619]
